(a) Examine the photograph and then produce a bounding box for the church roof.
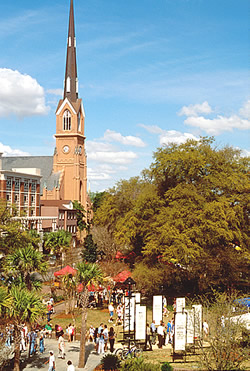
[2,156,61,194]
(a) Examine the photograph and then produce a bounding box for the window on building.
[63,110,71,130]
[31,195,34,203]
[6,194,10,201]
[15,179,20,191]
[31,182,36,192]
[24,180,29,192]
[6,178,12,190]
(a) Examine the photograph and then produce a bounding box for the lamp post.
[123,277,136,351]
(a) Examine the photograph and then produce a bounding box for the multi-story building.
[0,153,41,217]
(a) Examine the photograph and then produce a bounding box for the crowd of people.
[87,323,116,354]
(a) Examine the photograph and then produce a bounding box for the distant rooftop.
[2,156,59,194]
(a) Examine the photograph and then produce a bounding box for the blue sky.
[0,0,249,192]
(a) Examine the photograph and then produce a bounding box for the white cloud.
[241,149,250,157]
[179,100,250,135]
[103,129,146,147]
[178,101,212,117]
[88,168,112,181]
[139,124,199,145]
[184,115,250,135]
[138,123,164,135]
[239,100,250,119]
[88,151,137,164]
[86,141,115,152]
[47,88,63,96]
[0,142,29,156]
[0,68,49,118]
[160,130,199,145]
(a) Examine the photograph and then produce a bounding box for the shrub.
[121,356,160,371]
[101,353,121,370]
[161,362,173,371]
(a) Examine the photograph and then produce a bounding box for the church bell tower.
[54,0,87,208]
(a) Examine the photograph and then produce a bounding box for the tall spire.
[64,0,78,102]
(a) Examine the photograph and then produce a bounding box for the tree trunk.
[78,288,88,368]
[13,324,21,371]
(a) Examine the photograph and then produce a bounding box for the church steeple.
[64,0,78,102]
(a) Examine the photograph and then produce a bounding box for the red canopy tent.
[77,283,103,293]
[54,265,77,277]
[113,270,132,283]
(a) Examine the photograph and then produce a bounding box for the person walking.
[108,327,115,353]
[98,329,105,354]
[146,323,152,350]
[108,302,114,322]
[157,321,164,349]
[150,320,156,345]
[103,324,109,352]
[44,350,55,371]
[39,331,45,353]
[58,332,65,359]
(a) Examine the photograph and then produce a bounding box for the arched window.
[63,110,71,130]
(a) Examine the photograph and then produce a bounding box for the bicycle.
[115,343,142,360]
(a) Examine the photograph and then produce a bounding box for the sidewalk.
[20,338,103,371]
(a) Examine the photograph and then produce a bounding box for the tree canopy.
[94,138,250,293]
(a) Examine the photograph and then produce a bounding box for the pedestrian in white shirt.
[157,321,165,349]
[67,360,75,371]
[44,350,55,371]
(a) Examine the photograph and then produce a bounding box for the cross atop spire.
[64,0,78,102]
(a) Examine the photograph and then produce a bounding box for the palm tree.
[77,262,103,368]
[44,230,72,265]
[7,286,45,371]
[3,244,48,291]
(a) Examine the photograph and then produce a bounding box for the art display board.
[124,295,135,331]
[153,295,163,325]
[135,292,141,304]
[176,297,185,312]
[135,304,146,340]
[192,304,202,338]
[186,309,194,344]
[174,312,187,351]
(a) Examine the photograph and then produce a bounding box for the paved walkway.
[20,339,103,371]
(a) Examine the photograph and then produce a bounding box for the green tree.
[3,244,48,291]
[73,200,88,232]
[44,230,72,263]
[90,191,107,212]
[81,233,98,263]
[94,138,250,294]
[77,262,103,368]
[6,286,45,371]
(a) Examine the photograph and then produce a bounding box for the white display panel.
[153,295,163,325]
[135,304,146,340]
[176,297,185,312]
[174,312,186,351]
[186,309,194,344]
[124,296,135,331]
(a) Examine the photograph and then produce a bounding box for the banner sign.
[186,309,194,344]
[153,295,163,325]
[124,296,135,331]
[135,292,141,303]
[176,297,185,312]
[192,304,202,338]
[135,304,146,340]
[174,312,186,351]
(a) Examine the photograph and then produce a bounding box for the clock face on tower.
[63,145,70,153]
